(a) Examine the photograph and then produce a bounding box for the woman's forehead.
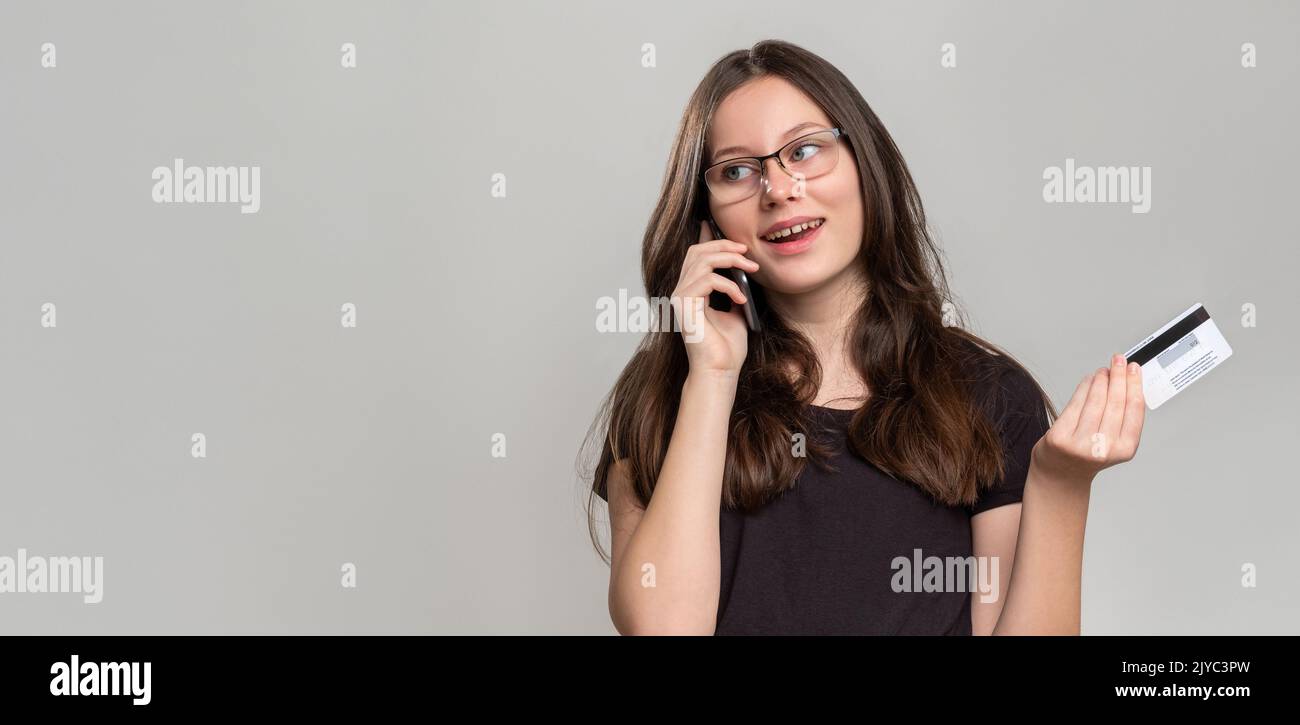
[708,79,831,158]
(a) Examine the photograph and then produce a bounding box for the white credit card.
[1123,302,1232,410]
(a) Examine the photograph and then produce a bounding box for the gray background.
[1,0,1295,634]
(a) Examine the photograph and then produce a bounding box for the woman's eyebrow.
[710,121,824,163]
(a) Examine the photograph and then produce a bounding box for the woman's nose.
[760,157,799,200]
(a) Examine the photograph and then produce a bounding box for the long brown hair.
[578,39,1056,564]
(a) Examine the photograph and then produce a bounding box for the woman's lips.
[762,220,823,256]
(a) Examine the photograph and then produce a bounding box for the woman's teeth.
[762,218,824,242]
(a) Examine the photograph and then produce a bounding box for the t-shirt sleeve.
[966,366,1052,516]
[593,455,621,503]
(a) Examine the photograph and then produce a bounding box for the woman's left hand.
[1031,353,1147,484]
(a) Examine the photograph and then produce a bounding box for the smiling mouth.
[761,218,825,243]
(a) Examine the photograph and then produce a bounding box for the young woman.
[578,40,1146,635]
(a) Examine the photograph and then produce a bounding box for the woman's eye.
[723,165,754,182]
[791,143,821,162]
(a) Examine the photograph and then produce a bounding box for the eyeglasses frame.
[699,127,848,201]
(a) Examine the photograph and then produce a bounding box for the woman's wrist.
[1029,441,1098,493]
[685,367,741,386]
[683,369,740,406]
[1025,455,1095,504]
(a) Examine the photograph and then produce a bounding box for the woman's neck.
[767,264,870,406]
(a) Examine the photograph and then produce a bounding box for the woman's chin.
[759,269,840,296]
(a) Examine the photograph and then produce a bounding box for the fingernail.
[1129,362,1140,374]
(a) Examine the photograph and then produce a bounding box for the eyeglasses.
[701,127,847,204]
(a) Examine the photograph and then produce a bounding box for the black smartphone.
[700,215,762,333]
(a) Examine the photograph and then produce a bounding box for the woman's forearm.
[993,358,1146,634]
[609,371,737,635]
[992,462,1094,635]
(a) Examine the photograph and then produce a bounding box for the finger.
[1073,367,1110,438]
[671,293,708,342]
[1119,360,1146,455]
[1054,372,1095,434]
[709,273,747,305]
[1098,353,1129,454]
[682,251,756,286]
[680,241,748,286]
[700,239,749,253]
[685,240,748,265]
[696,251,759,274]
[681,271,746,305]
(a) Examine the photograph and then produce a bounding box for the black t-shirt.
[600,364,1051,636]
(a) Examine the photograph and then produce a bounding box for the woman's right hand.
[670,220,761,377]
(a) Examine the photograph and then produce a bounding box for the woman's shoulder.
[953,337,1049,430]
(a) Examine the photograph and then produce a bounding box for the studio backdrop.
[1,0,1296,634]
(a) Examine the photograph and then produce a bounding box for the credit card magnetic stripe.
[1126,305,1210,367]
